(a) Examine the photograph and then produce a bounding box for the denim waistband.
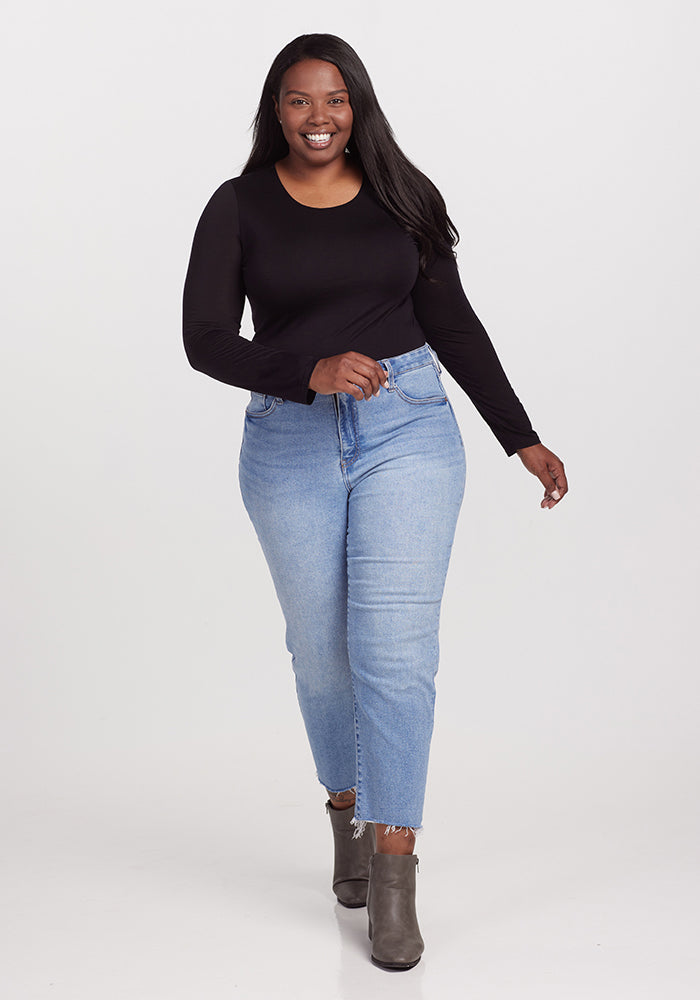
[378,342,441,379]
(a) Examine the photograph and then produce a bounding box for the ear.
[272,94,280,121]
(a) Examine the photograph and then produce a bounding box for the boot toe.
[370,928,424,968]
[371,954,422,971]
[334,878,369,908]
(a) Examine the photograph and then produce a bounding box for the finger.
[369,362,389,394]
[338,357,371,399]
[537,466,558,498]
[347,353,389,392]
[551,462,568,496]
[354,367,379,399]
[546,460,568,503]
[352,359,386,397]
[340,363,372,399]
[541,484,561,508]
[536,468,563,508]
[346,380,366,401]
[366,365,383,397]
[351,372,375,400]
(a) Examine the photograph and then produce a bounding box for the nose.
[306,102,331,127]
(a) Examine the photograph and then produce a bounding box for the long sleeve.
[410,252,541,456]
[182,180,319,404]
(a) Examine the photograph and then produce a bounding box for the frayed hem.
[380,824,423,838]
[350,815,367,840]
[350,816,423,840]
[319,780,356,796]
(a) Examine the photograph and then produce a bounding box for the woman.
[182,33,567,971]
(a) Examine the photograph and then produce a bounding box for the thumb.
[539,468,560,500]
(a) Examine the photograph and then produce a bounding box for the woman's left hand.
[515,443,568,509]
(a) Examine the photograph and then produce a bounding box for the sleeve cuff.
[504,432,541,457]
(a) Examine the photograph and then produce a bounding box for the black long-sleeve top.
[182,164,541,456]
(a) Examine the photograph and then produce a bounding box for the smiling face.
[273,58,353,169]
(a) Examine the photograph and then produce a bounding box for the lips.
[303,132,335,147]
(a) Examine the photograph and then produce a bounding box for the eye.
[329,98,344,105]
[290,98,308,106]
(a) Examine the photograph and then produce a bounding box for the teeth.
[305,133,331,141]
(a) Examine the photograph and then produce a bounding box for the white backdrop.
[2,2,699,997]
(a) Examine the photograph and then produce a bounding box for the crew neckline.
[271,163,365,210]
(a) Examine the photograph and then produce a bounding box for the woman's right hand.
[309,352,389,401]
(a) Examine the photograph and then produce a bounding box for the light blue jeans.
[238,344,466,835]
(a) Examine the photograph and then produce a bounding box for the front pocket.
[245,391,280,417]
[393,363,447,405]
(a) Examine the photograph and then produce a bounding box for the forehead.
[280,58,348,96]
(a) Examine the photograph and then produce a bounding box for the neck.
[276,152,355,186]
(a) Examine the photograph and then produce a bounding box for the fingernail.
[551,489,561,500]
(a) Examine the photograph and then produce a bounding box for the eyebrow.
[283,88,349,97]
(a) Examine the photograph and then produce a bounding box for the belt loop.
[428,344,442,374]
[383,358,394,388]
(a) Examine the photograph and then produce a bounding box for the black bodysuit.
[182,164,541,456]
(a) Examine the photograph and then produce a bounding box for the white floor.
[4,758,698,1000]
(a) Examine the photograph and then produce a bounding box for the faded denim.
[238,344,466,833]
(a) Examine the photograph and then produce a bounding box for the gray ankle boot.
[367,853,424,970]
[325,801,376,908]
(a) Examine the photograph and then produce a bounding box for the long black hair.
[241,33,459,273]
